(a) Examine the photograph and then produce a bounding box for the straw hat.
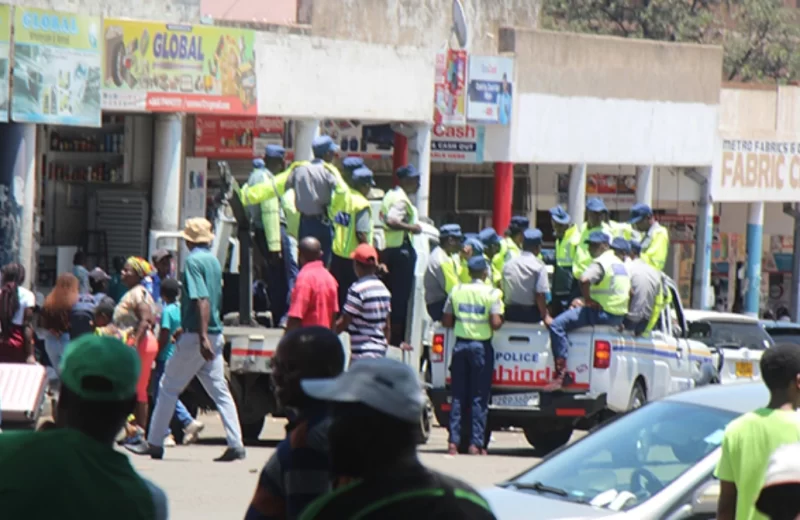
[181,218,215,244]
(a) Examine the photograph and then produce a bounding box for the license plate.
[492,392,540,407]
[735,361,753,378]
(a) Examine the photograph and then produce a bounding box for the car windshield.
[764,327,800,346]
[508,400,738,511]
[689,320,774,350]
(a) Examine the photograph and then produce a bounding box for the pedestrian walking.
[149,249,174,305]
[245,327,345,520]
[442,256,504,455]
[0,335,168,520]
[39,273,79,375]
[129,218,245,461]
[335,244,391,361]
[297,358,497,520]
[285,237,338,332]
[716,344,800,520]
[72,251,90,294]
[0,263,35,364]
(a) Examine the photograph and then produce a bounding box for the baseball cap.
[757,443,800,514]
[342,156,365,172]
[549,206,571,225]
[478,227,500,246]
[301,357,424,424]
[586,231,610,245]
[467,255,488,272]
[265,144,286,158]
[396,165,420,179]
[629,203,654,224]
[152,248,172,264]
[312,135,339,156]
[464,237,484,257]
[523,228,543,247]
[611,237,630,253]
[60,335,141,402]
[630,240,642,254]
[88,267,110,282]
[252,158,266,169]
[439,223,463,239]
[509,216,530,231]
[351,243,379,264]
[351,167,376,186]
[586,197,608,213]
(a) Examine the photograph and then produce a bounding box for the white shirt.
[13,287,35,326]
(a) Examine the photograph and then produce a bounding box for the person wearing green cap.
[0,335,168,519]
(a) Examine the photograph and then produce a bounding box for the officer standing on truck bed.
[502,228,552,325]
[572,198,613,280]
[478,228,503,288]
[549,206,578,316]
[548,231,630,390]
[442,255,504,456]
[629,203,670,272]
[424,224,464,322]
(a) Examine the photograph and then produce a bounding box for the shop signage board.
[557,173,637,208]
[101,19,257,115]
[433,50,467,127]
[183,157,207,222]
[12,8,102,127]
[467,55,513,126]
[195,115,284,158]
[0,5,9,123]
[431,124,485,163]
[716,138,800,202]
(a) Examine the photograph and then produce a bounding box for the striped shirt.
[343,275,391,356]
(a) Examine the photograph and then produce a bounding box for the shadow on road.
[195,437,282,448]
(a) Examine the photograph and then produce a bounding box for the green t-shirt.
[0,429,168,520]
[158,302,181,362]
[181,247,223,334]
[714,408,800,520]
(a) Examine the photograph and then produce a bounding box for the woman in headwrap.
[39,273,79,373]
[0,263,36,363]
[113,256,158,445]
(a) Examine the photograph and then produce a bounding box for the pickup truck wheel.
[523,427,573,454]
[628,381,647,411]
[414,394,433,445]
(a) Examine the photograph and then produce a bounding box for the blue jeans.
[147,333,243,449]
[151,359,194,436]
[623,317,648,336]
[282,227,298,306]
[299,215,333,267]
[382,243,417,345]
[43,331,69,377]
[549,307,624,360]
[449,339,493,449]
[505,304,542,324]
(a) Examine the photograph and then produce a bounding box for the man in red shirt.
[286,237,339,331]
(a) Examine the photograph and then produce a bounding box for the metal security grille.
[89,190,149,264]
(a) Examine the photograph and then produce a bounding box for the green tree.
[541,0,800,83]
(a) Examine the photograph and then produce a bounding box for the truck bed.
[225,325,284,374]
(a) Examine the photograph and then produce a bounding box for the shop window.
[458,176,493,212]
[512,176,531,213]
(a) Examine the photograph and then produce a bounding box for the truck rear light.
[432,334,445,362]
[593,340,611,369]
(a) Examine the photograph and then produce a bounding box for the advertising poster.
[431,124,485,163]
[183,157,207,222]
[467,56,514,125]
[0,5,9,123]
[102,19,257,114]
[320,120,396,158]
[12,9,102,126]
[557,173,637,207]
[433,49,467,127]
[195,116,284,158]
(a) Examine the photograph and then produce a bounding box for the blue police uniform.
[503,228,549,323]
[424,224,463,321]
[444,255,504,452]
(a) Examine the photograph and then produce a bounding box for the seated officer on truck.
[547,231,630,390]
[502,228,552,325]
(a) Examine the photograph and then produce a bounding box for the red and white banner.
[194,116,284,159]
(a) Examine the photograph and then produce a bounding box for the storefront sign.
[195,116,284,159]
[557,173,637,207]
[431,124,485,163]
[12,8,102,126]
[101,19,257,114]
[467,56,513,125]
[0,5,10,123]
[183,157,207,222]
[320,120,395,158]
[717,139,800,202]
[433,50,467,127]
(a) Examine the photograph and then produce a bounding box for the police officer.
[548,231,630,389]
[626,239,669,336]
[572,197,613,280]
[604,210,635,240]
[246,157,280,262]
[442,255,504,456]
[380,164,422,345]
[629,203,670,271]
[330,167,375,309]
[502,229,552,325]
[459,236,487,284]
[550,206,578,316]
[340,156,365,186]
[492,216,528,282]
[478,228,503,287]
[424,224,464,321]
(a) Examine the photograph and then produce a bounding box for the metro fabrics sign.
[716,138,800,202]
[431,124,485,164]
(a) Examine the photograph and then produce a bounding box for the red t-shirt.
[287,261,339,328]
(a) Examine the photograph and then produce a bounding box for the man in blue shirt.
[148,249,173,305]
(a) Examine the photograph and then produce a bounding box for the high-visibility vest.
[380,187,417,248]
[504,237,521,261]
[450,281,504,341]
[555,226,577,267]
[459,256,494,286]
[644,275,672,334]
[282,189,300,239]
[332,189,373,258]
[641,223,670,272]
[608,220,634,240]
[572,222,613,279]
[590,250,631,316]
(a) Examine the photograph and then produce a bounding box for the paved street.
[127,412,561,519]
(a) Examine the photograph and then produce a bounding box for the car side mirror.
[664,480,719,520]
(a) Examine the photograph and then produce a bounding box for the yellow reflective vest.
[590,250,631,317]
[380,187,418,248]
[640,222,670,272]
[449,281,504,341]
[572,222,613,279]
[331,188,373,259]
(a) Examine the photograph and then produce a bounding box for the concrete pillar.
[691,170,713,310]
[0,123,36,277]
[527,164,537,227]
[294,119,320,162]
[744,202,764,317]
[409,123,432,219]
[791,204,800,322]
[151,114,185,233]
[392,133,408,187]
[568,163,587,226]
[636,165,654,205]
[493,162,514,233]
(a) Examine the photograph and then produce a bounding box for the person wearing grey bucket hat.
[298,358,497,520]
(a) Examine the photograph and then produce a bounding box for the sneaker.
[214,447,246,462]
[125,441,165,460]
[183,420,205,445]
[118,427,145,446]
[163,435,177,448]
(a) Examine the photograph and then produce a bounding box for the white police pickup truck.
[429,278,720,454]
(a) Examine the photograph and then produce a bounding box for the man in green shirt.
[0,335,168,520]
[716,343,800,520]
[129,217,245,462]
